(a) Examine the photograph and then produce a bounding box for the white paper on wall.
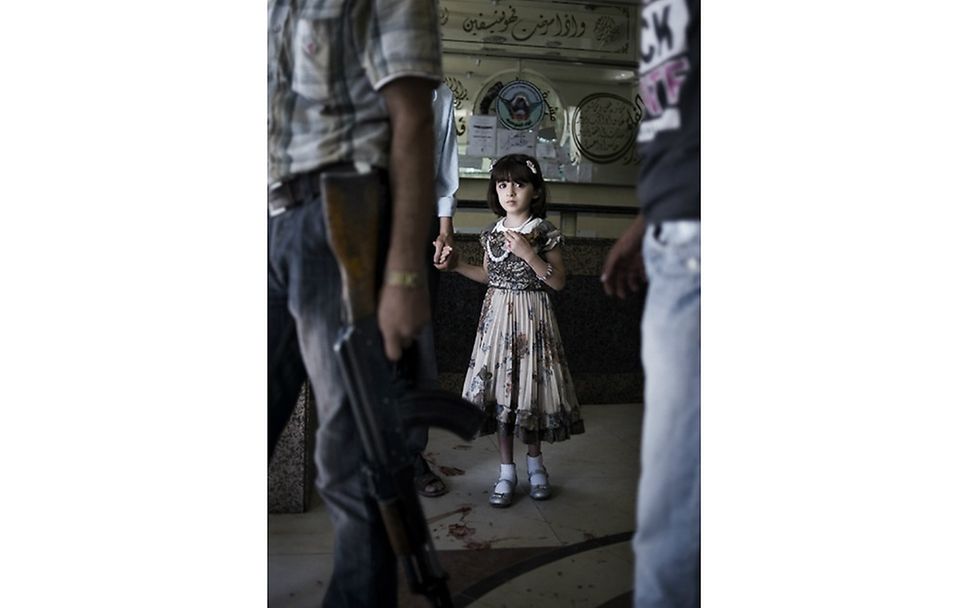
[497,128,537,157]
[540,160,561,180]
[466,115,497,157]
[536,141,557,159]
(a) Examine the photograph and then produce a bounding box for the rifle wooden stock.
[321,168,386,323]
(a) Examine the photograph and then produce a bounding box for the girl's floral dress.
[462,217,585,443]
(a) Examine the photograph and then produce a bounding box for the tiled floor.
[269,403,643,607]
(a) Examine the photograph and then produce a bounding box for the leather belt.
[268,173,317,217]
[268,163,358,217]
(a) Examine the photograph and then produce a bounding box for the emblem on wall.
[494,80,546,131]
[570,93,641,164]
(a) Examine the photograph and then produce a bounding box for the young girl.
[437,153,585,507]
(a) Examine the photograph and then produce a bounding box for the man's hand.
[377,281,431,361]
[601,216,648,298]
[433,244,455,271]
[433,217,455,265]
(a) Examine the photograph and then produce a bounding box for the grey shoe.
[489,477,516,508]
[528,467,551,500]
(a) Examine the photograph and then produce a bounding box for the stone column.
[268,383,316,513]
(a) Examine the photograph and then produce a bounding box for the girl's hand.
[433,245,456,271]
[432,233,454,265]
[504,231,534,260]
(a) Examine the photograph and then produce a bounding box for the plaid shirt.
[268,0,443,184]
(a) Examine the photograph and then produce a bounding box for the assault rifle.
[321,166,483,607]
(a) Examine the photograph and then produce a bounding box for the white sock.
[527,454,545,474]
[499,463,517,482]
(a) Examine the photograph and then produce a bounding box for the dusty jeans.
[633,220,701,608]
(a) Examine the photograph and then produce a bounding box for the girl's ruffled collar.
[493,216,541,234]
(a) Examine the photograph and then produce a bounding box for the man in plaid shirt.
[267,0,444,604]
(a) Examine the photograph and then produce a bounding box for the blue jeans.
[268,192,397,607]
[633,221,701,608]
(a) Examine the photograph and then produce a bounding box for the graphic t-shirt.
[636,0,700,222]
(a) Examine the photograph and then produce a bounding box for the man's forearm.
[438,216,454,238]
[381,77,437,276]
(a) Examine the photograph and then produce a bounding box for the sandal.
[414,470,448,498]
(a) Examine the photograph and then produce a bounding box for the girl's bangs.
[491,159,533,183]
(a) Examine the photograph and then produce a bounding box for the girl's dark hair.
[485,154,548,218]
